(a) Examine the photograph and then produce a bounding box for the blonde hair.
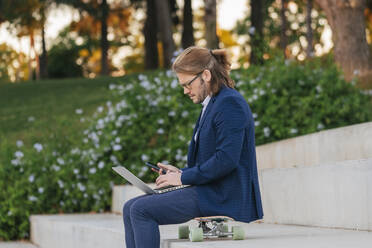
[172,46,235,95]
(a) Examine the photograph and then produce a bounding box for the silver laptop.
[112,166,190,194]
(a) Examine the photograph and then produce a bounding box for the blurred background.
[1,0,372,242]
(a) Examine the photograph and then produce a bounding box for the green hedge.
[1,57,371,240]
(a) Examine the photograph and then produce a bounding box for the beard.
[195,79,209,104]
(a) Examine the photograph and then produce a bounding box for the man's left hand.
[155,172,182,188]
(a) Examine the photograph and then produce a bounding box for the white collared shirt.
[194,95,211,141]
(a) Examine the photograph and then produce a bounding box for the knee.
[130,198,150,220]
[123,197,137,220]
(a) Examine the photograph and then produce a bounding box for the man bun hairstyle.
[172,46,235,95]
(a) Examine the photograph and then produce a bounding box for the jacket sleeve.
[181,96,249,185]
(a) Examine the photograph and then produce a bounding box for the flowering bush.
[1,58,371,240]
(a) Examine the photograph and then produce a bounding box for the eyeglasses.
[180,72,203,90]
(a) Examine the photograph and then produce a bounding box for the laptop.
[112,166,190,194]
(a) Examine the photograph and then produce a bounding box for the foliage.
[1,59,372,240]
[0,43,29,83]
[47,31,83,78]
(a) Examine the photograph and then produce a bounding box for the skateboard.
[178,216,245,242]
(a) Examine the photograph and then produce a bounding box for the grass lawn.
[0,76,126,146]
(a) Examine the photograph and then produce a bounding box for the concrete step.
[30,213,372,248]
[256,121,372,170]
[260,158,372,231]
[0,242,37,248]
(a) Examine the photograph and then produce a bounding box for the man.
[123,47,263,248]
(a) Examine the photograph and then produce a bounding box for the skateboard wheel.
[222,224,229,233]
[232,226,245,240]
[189,227,203,242]
[178,225,189,239]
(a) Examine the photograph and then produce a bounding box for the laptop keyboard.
[154,185,190,194]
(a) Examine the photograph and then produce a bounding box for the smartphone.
[145,162,166,174]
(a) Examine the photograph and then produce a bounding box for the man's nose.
[183,87,189,95]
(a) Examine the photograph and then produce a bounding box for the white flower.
[80,118,85,123]
[115,137,121,143]
[168,111,176,117]
[57,158,65,165]
[73,169,79,174]
[141,154,149,161]
[15,151,24,159]
[7,211,12,216]
[97,106,104,113]
[157,128,164,134]
[157,119,164,124]
[113,144,122,151]
[11,159,20,166]
[182,111,189,117]
[16,140,24,147]
[316,85,322,93]
[33,143,43,152]
[38,187,44,194]
[52,164,60,171]
[255,121,260,127]
[249,26,256,35]
[28,116,35,122]
[58,180,64,188]
[98,161,105,169]
[109,84,116,90]
[89,167,97,174]
[28,195,37,202]
[28,174,35,183]
[77,183,86,192]
[317,123,324,130]
[252,113,258,119]
[75,109,83,115]
[263,127,271,137]
[290,128,298,134]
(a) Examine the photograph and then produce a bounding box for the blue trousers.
[122,187,203,248]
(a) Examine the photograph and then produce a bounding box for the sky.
[0,0,248,56]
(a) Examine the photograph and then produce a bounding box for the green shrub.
[1,58,371,240]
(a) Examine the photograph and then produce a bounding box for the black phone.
[145,162,166,174]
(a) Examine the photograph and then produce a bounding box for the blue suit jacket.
[181,86,264,223]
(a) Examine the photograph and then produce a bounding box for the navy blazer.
[181,86,264,223]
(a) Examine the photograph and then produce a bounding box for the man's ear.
[202,69,212,83]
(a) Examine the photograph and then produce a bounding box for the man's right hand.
[156,162,181,175]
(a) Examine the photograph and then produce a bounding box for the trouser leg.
[124,186,202,248]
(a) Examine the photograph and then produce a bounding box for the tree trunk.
[40,10,48,79]
[204,0,218,49]
[182,0,195,49]
[280,0,288,58]
[100,0,109,75]
[250,0,264,64]
[144,0,159,69]
[156,0,176,68]
[306,0,314,57]
[315,0,372,81]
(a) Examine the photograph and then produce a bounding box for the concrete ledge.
[111,184,150,214]
[260,158,372,231]
[0,242,37,248]
[29,214,372,248]
[256,121,372,169]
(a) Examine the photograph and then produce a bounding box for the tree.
[182,0,195,49]
[280,0,288,58]
[305,0,314,57]
[250,0,265,64]
[315,0,372,81]
[204,0,218,49]
[144,0,159,69]
[56,0,113,75]
[156,0,176,68]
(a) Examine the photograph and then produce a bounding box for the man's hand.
[156,162,181,175]
[155,172,182,188]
